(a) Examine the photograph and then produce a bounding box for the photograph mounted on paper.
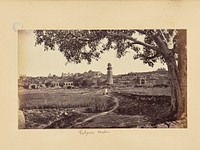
[18,29,187,129]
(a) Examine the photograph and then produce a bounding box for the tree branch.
[171,47,178,54]
[71,33,100,42]
[132,41,160,51]
[141,52,160,60]
[153,35,170,57]
[107,32,160,52]
[71,31,160,53]
[159,30,168,44]
[135,30,146,35]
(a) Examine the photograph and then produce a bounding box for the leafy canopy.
[34,29,180,67]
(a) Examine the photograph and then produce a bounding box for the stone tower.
[107,63,113,85]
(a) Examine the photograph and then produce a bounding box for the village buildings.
[113,70,169,88]
[18,65,169,90]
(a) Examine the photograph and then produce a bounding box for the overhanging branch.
[140,52,160,60]
[107,32,160,52]
[71,31,160,53]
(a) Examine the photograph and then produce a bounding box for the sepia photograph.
[18,29,187,129]
[2,1,200,150]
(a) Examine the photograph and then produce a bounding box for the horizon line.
[19,69,168,78]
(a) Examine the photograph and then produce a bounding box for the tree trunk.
[166,58,183,119]
[154,34,185,120]
[177,30,187,120]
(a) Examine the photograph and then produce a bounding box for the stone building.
[38,83,46,89]
[136,76,147,86]
[82,70,102,78]
[28,83,38,89]
[63,81,74,88]
[52,81,60,87]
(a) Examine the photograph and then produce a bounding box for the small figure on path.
[104,88,108,95]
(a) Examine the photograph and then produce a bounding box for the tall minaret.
[107,63,113,85]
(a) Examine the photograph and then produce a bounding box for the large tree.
[34,29,187,120]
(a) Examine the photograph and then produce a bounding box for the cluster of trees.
[73,77,105,87]
[34,29,187,120]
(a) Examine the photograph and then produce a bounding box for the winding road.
[73,95,119,126]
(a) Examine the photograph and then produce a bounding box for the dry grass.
[19,89,113,113]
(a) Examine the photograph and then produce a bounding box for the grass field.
[19,89,113,113]
[19,87,173,128]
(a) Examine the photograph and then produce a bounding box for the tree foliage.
[34,30,180,67]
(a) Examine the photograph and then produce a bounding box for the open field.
[112,86,171,96]
[18,87,178,129]
[19,90,113,111]
[19,88,114,128]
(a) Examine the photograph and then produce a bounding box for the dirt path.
[73,95,119,127]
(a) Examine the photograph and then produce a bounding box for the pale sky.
[18,30,167,77]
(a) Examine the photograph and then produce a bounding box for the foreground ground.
[18,87,187,129]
